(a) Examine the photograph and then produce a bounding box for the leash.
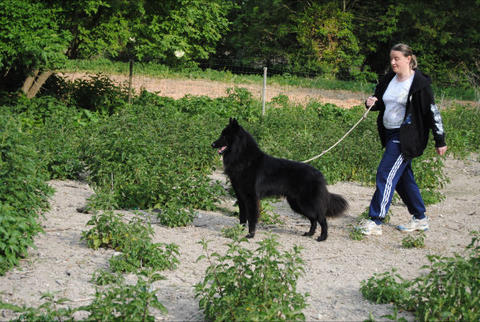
[302,104,375,163]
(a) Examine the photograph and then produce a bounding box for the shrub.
[84,272,167,321]
[81,211,179,273]
[0,112,53,275]
[82,101,225,225]
[361,231,480,321]
[195,234,308,321]
[401,232,426,249]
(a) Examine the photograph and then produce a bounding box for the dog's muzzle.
[212,142,227,155]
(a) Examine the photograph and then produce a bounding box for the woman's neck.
[396,69,414,82]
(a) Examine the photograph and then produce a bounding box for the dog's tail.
[326,193,348,217]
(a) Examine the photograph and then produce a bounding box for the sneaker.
[356,219,382,235]
[397,216,429,232]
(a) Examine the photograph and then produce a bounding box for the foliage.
[81,211,152,251]
[441,105,480,158]
[361,231,480,321]
[81,211,179,273]
[195,234,308,321]
[0,272,167,321]
[0,0,70,91]
[0,112,53,275]
[81,99,225,221]
[260,199,285,226]
[43,73,130,114]
[401,232,426,249]
[84,271,167,321]
[0,292,77,321]
[221,224,247,239]
[50,0,232,64]
[294,2,371,81]
[109,240,179,274]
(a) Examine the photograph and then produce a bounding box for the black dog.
[212,118,348,241]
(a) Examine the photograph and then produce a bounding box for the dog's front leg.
[245,197,260,238]
[237,198,247,226]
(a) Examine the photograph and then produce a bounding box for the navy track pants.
[369,130,426,223]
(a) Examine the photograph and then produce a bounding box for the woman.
[358,43,447,236]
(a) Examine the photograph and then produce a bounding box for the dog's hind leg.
[316,216,328,241]
[287,196,317,237]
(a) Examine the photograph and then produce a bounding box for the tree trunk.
[21,69,39,95]
[20,70,53,98]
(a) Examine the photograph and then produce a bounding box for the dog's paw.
[246,232,255,239]
[303,232,314,237]
[316,235,327,242]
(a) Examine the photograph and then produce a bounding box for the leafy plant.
[401,232,426,249]
[221,224,247,239]
[0,292,78,321]
[81,211,152,251]
[259,199,285,226]
[195,234,308,321]
[361,231,480,321]
[109,240,179,273]
[0,113,53,275]
[360,269,412,305]
[84,271,167,321]
[91,269,124,286]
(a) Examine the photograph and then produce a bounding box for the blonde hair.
[391,43,418,70]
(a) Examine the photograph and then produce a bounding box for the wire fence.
[61,60,374,109]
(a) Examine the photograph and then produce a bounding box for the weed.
[195,234,308,321]
[84,271,167,321]
[259,199,285,226]
[401,232,426,249]
[221,224,247,239]
[361,231,480,320]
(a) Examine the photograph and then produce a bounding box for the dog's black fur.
[212,118,348,241]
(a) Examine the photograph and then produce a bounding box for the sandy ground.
[60,72,369,109]
[0,155,479,321]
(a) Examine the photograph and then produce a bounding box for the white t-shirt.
[382,74,414,129]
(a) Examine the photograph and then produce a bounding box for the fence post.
[262,67,267,115]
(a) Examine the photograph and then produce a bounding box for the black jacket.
[369,70,446,159]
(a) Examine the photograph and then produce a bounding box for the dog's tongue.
[218,146,227,154]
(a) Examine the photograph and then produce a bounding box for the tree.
[0,0,70,97]
[294,1,366,79]
[50,0,232,65]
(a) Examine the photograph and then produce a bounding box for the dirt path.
[60,72,478,109]
[1,156,479,321]
[60,72,367,109]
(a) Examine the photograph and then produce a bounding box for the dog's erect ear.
[229,118,239,127]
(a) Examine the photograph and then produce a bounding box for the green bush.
[195,234,308,321]
[0,272,167,321]
[84,272,167,321]
[0,112,53,275]
[361,231,480,321]
[81,211,179,273]
[82,101,225,223]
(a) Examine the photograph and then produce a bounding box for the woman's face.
[390,50,411,74]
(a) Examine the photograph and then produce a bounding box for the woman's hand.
[436,146,447,156]
[366,96,378,108]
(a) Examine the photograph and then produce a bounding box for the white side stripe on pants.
[380,154,404,218]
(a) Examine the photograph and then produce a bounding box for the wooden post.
[262,67,267,116]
